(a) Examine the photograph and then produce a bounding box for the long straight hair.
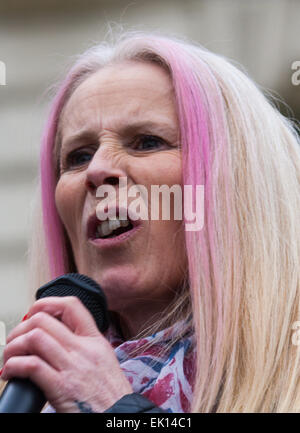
[28,31,300,412]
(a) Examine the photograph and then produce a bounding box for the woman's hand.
[1,297,133,413]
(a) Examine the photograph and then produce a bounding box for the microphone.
[0,273,109,413]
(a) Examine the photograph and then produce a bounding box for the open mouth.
[95,219,134,239]
[87,209,139,242]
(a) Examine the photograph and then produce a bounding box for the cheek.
[55,176,84,241]
[148,155,182,185]
[152,220,187,290]
[149,208,186,260]
[55,179,70,225]
[128,154,182,205]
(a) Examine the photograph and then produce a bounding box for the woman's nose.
[85,148,126,194]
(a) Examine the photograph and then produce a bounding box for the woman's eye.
[133,135,166,151]
[64,150,93,169]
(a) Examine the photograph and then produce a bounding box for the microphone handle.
[0,378,46,413]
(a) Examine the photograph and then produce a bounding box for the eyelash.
[61,135,167,171]
[64,150,93,169]
[131,135,167,151]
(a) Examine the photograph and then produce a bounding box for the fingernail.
[0,368,3,376]
[22,314,28,321]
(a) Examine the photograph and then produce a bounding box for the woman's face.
[55,61,187,337]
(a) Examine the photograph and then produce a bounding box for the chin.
[88,267,141,301]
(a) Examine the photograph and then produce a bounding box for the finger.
[1,355,60,401]
[4,328,71,371]
[6,311,76,346]
[26,297,100,337]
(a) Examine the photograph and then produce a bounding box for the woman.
[1,31,300,412]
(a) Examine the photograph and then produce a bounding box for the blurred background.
[0,0,299,361]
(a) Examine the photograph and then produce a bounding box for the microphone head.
[35,273,109,333]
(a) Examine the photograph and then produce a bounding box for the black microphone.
[0,273,109,413]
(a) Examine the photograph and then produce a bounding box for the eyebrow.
[60,120,179,149]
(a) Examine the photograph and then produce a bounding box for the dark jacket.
[104,393,166,413]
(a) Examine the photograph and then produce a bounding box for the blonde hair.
[26,31,300,412]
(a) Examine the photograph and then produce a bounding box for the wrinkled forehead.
[59,61,177,137]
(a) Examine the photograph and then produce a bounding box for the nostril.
[85,176,119,192]
[86,179,96,192]
[104,176,119,186]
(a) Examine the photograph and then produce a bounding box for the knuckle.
[65,296,84,313]
[25,355,41,372]
[85,337,109,362]
[32,311,48,324]
[67,296,81,307]
[27,328,44,345]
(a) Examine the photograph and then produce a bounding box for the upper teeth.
[96,218,130,238]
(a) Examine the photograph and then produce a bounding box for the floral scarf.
[105,320,196,413]
[44,321,195,413]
